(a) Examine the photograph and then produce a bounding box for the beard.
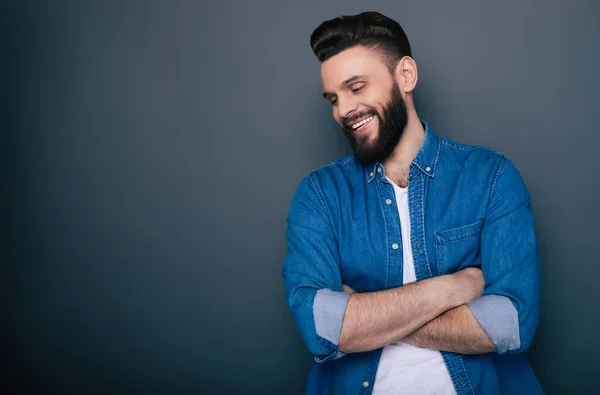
[341,82,408,164]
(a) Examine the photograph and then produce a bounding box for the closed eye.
[351,85,365,93]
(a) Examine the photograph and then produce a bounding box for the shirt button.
[425,166,431,172]
[369,172,374,177]
[392,243,399,250]
[363,381,370,388]
[385,199,392,205]
[377,167,382,173]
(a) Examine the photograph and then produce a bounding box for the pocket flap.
[435,218,484,244]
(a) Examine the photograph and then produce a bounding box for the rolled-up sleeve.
[468,156,542,354]
[282,175,349,362]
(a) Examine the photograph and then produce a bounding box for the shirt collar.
[365,119,441,183]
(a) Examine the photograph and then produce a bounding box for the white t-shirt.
[372,180,456,395]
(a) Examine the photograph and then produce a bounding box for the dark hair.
[310,11,412,73]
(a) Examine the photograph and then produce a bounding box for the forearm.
[338,274,466,353]
[402,304,496,354]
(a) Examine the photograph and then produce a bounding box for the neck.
[382,109,425,184]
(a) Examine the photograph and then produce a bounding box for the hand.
[342,284,356,294]
[452,267,485,304]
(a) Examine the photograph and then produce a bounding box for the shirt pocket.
[434,218,484,275]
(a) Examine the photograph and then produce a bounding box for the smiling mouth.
[349,115,375,133]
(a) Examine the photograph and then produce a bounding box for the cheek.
[365,90,385,111]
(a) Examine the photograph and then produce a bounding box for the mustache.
[341,110,378,129]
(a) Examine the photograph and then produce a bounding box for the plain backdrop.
[3,1,600,394]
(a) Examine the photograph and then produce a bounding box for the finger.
[342,284,356,294]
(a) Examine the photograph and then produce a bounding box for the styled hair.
[310,11,412,73]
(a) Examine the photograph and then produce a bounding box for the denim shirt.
[282,121,543,395]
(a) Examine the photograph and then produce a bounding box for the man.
[282,11,542,395]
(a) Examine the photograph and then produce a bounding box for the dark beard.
[341,83,408,164]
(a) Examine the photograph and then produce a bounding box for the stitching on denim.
[441,353,475,395]
[440,139,477,151]
[374,179,392,289]
[437,230,479,244]
[339,156,354,166]
[457,356,475,394]
[434,240,442,276]
[435,218,485,244]
[315,336,338,360]
[441,352,459,383]
[489,155,506,196]
[415,175,433,278]
[366,162,378,183]
[441,137,505,159]
[359,349,382,395]
[309,173,331,222]
[429,137,442,176]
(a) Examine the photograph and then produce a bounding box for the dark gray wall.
[3,1,599,394]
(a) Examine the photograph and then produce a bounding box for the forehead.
[320,46,390,89]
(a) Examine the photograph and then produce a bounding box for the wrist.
[438,274,468,308]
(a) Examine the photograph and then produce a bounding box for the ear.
[394,56,418,93]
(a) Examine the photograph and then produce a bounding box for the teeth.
[351,116,374,130]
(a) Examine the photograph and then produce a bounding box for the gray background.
[3,0,599,394]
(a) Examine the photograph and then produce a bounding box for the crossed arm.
[402,305,497,353]
[340,279,497,354]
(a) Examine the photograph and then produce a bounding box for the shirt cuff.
[468,294,521,354]
[313,289,350,361]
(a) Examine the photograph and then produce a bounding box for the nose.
[337,96,359,119]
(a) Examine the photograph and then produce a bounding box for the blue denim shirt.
[282,121,543,394]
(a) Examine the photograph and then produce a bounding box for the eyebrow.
[322,75,367,99]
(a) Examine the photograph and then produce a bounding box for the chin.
[361,132,379,147]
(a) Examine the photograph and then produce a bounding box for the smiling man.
[282,11,543,395]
